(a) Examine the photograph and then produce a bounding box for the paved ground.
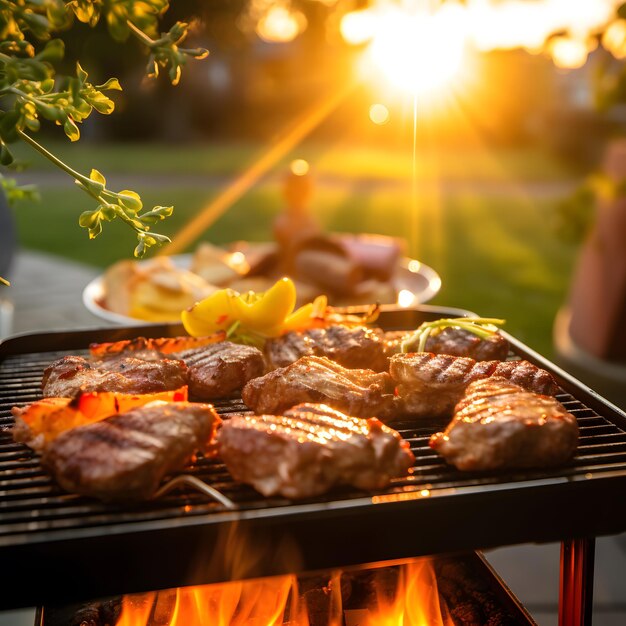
[1,250,626,625]
[1,249,114,338]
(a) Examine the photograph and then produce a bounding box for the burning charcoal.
[150,589,178,625]
[303,587,332,626]
[435,558,521,626]
[42,598,121,626]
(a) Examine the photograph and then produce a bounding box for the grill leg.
[559,537,595,626]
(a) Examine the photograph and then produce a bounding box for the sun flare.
[365,8,466,96]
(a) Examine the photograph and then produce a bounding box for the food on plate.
[389,353,561,419]
[95,233,413,324]
[429,377,578,471]
[292,238,364,294]
[218,403,414,498]
[101,256,217,322]
[175,342,266,399]
[43,401,220,502]
[242,355,397,418]
[42,355,189,398]
[87,337,266,401]
[11,387,188,451]
[190,242,248,285]
[265,324,389,372]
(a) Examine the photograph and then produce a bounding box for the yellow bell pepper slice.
[265,294,328,335]
[181,289,241,337]
[231,277,297,334]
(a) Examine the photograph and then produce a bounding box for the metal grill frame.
[2,304,626,611]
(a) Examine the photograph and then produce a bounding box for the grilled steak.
[218,403,415,498]
[175,342,266,399]
[430,377,578,471]
[242,355,397,418]
[43,401,220,501]
[42,355,188,398]
[389,353,561,419]
[265,324,388,371]
[383,328,509,361]
[44,341,266,401]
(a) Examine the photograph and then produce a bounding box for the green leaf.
[79,208,101,229]
[618,3,626,20]
[89,94,115,115]
[168,22,187,43]
[0,144,14,166]
[97,77,122,91]
[117,190,143,212]
[140,204,173,224]
[188,48,209,60]
[0,111,22,143]
[36,102,64,122]
[88,221,103,239]
[76,62,88,84]
[36,39,65,64]
[169,63,182,86]
[89,168,106,186]
[63,118,80,142]
[134,238,146,258]
[25,117,40,132]
[40,78,56,93]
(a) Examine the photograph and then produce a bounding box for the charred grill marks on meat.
[176,342,266,399]
[218,403,415,498]
[42,355,188,398]
[242,355,397,418]
[389,352,561,419]
[430,377,578,471]
[43,340,266,401]
[43,401,220,501]
[265,324,389,371]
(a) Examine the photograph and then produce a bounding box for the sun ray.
[163,78,359,256]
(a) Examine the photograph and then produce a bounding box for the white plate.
[83,254,441,326]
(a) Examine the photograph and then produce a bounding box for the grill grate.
[2,352,626,540]
[2,309,626,610]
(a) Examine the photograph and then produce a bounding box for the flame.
[115,559,454,626]
[117,577,303,626]
[364,559,455,626]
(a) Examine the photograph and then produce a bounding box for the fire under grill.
[1,306,626,617]
[36,553,538,626]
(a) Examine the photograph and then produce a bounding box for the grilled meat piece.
[45,340,266,401]
[175,342,266,400]
[242,355,397,418]
[218,403,415,498]
[43,401,220,501]
[42,355,188,398]
[383,327,509,361]
[265,324,388,371]
[389,353,561,419]
[430,377,578,471]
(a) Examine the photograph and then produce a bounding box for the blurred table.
[2,250,115,338]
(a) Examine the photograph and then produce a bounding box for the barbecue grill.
[1,304,626,625]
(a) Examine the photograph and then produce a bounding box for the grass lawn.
[10,139,575,182]
[10,143,579,359]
